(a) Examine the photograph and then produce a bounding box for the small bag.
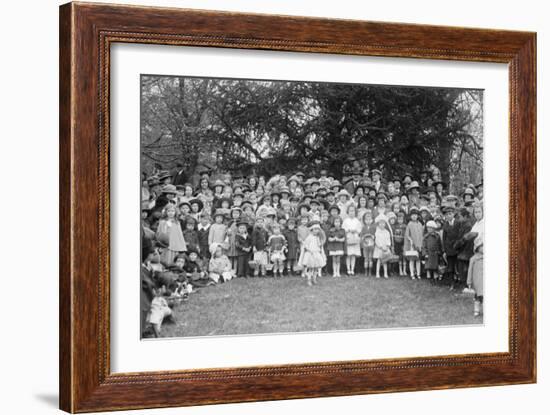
[404,249,419,260]
[380,251,399,264]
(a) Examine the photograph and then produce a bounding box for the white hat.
[426,220,438,228]
[375,214,388,223]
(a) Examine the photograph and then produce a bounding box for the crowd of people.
[141,164,484,337]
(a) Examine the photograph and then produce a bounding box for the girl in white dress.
[342,204,362,276]
[374,215,392,279]
[299,221,327,286]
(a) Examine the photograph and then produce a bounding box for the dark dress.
[283,228,299,260]
[235,233,252,277]
[392,223,407,256]
[182,229,200,255]
[327,228,346,255]
[197,225,211,260]
[422,231,442,270]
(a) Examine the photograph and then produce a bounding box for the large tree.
[141,76,482,191]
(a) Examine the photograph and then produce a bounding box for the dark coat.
[454,218,474,261]
[172,169,188,186]
[283,228,299,260]
[442,220,461,256]
[197,226,210,258]
[182,229,200,254]
[422,231,442,270]
[235,233,252,256]
[251,227,269,251]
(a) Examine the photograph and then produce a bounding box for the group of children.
[141,166,485,336]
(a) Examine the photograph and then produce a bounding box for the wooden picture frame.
[59,2,536,412]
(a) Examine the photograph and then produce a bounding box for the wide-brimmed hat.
[330,180,342,190]
[264,207,277,217]
[233,189,245,198]
[240,200,253,209]
[316,198,330,211]
[297,202,311,212]
[426,220,438,228]
[308,220,321,230]
[189,198,204,211]
[409,206,420,215]
[161,184,177,194]
[278,186,291,195]
[376,192,388,201]
[295,171,305,178]
[336,189,351,199]
[147,177,160,186]
[407,181,420,191]
[157,170,172,181]
[328,204,341,214]
[212,209,227,220]
[141,200,152,211]
[287,175,300,184]
[402,172,413,181]
[212,179,225,188]
[441,205,456,214]
[259,194,272,204]
[462,187,475,197]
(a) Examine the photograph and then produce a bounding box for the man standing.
[441,206,460,286]
[172,162,187,186]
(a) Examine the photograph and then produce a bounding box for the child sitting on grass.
[146,285,175,337]
[208,243,235,283]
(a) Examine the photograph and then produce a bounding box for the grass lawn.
[160,274,481,338]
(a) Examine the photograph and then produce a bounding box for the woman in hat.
[188,198,204,222]
[356,195,369,223]
[422,220,443,280]
[467,239,484,317]
[336,189,352,220]
[179,183,195,206]
[407,181,421,206]
[342,204,362,276]
[298,220,327,286]
[155,203,187,266]
[196,176,214,214]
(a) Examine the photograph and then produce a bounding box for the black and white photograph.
[140,75,485,339]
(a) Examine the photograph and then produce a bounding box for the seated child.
[146,286,174,338]
[208,243,235,283]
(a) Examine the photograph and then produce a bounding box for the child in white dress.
[299,221,327,286]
